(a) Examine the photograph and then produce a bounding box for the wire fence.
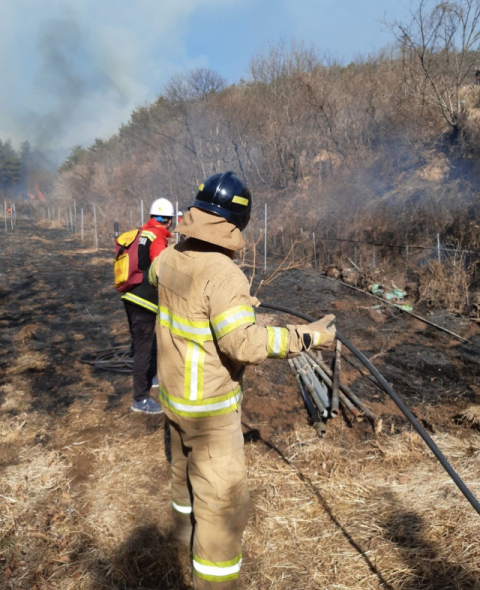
[1,199,184,252]
[3,199,479,277]
[253,230,479,264]
[243,207,480,279]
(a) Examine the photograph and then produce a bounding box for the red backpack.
[114,229,143,293]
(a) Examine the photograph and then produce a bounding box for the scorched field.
[1,219,480,590]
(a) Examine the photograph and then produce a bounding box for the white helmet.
[150,198,174,217]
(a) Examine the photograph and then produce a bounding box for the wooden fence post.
[354,230,358,266]
[405,234,409,277]
[264,203,267,272]
[175,201,179,244]
[93,203,99,250]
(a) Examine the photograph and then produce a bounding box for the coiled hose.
[80,346,133,373]
[260,301,480,517]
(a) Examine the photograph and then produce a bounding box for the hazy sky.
[0,0,411,153]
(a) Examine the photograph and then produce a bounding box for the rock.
[342,268,359,284]
[325,265,341,278]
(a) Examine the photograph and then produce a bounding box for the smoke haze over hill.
[0,0,411,159]
[0,0,239,157]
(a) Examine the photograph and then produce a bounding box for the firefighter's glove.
[148,263,158,288]
[296,314,336,351]
[251,296,261,308]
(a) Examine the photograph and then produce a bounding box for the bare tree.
[391,0,480,140]
[187,68,226,99]
[165,68,226,103]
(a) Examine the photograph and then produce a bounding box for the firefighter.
[476,67,480,86]
[122,198,174,414]
[149,172,335,588]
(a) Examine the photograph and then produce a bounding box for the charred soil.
[1,221,480,589]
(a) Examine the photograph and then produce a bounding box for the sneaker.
[131,397,163,414]
[151,376,159,388]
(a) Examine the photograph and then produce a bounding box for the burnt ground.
[2,219,480,450]
[1,220,480,589]
[248,268,480,437]
[2,221,479,426]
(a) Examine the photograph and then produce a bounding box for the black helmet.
[192,171,251,231]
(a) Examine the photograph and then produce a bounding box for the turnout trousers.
[165,407,249,589]
[124,301,157,402]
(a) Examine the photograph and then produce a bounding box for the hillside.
[39,42,480,315]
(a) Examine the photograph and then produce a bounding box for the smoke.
[0,0,408,161]
[0,0,237,160]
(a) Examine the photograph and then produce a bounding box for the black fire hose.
[260,301,480,517]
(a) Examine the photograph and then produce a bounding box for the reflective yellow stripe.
[232,195,249,206]
[158,306,210,401]
[121,292,159,314]
[193,553,242,582]
[159,384,242,418]
[211,305,255,339]
[158,306,213,343]
[198,183,205,191]
[312,331,322,347]
[172,499,192,514]
[148,264,158,287]
[141,230,157,242]
[185,341,193,400]
[266,326,289,358]
[184,341,206,401]
[197,346,205,400]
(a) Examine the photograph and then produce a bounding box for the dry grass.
[1,394,480,590]
[243,426,480,589]
[0,382,32,413]
[458,406,480,429]
[13,324,41,344]
[7,352,49,375]
[419,257,471,314]
[0,409,181,589]
[90,257,113,266]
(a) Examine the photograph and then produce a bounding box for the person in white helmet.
[121,198,174,413]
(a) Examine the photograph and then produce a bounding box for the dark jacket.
[121,219,171,313]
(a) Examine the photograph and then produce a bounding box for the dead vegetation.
[46,3,480,310]
[245,426,480,590]
[2,222,480,589]
[7,353,49,375]
[419,257,472,314]
[458,405,480,429]
[1,403,480,589]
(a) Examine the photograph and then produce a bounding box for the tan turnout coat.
[149,208,309,418]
